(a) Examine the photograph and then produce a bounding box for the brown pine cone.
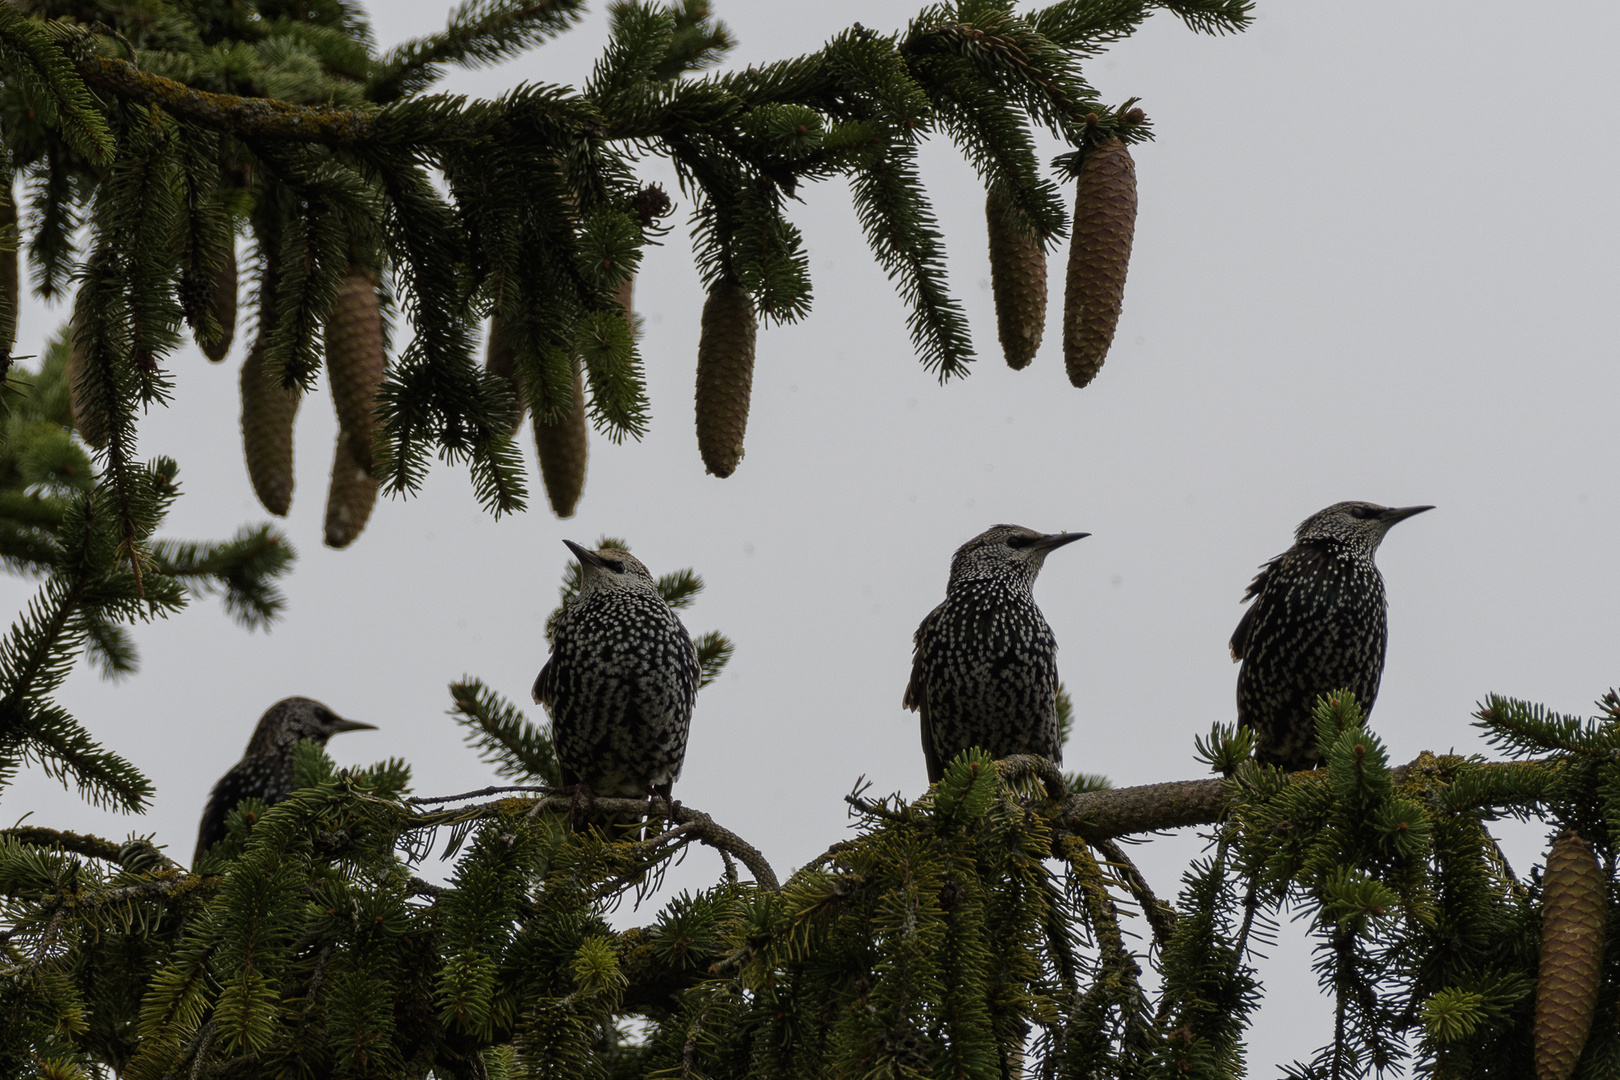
[615,273,639,338]
[532,359,587,518]
[323,426,377,549]
[67,312,109,450]
[1,181,16,358]
[694,279,756,479]
[986,181,1046,370]
[1063,138,1137,388]
[198,244,237,363]
[325,267,385,473]
[240,337,300,516]
[485,312,526,436]
[1536,830,1607,1080]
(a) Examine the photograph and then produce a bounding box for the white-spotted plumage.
[1231,501,1432,770]
[194,697,375,863]
[904,524,1088,784]
[533,541,700,808]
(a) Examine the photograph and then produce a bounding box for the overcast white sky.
[6,0,1619,1072]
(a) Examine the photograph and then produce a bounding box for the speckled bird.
[904,524,1088,784]
[194,697,375,863]
[1230,501,1433,770]
[533,541,700,822]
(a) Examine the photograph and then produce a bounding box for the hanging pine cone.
[325,267,385,474]
[986,181,1046,370]
[1,181,17,358]
[67,313,109,450]
[240,338,300,516]
[485,312,526,436]
[1535,830,1607,1080]
[615,273,639,338]
[198,245,238,363]
[694,278,756,479]
[532,359,587,518]
[1063,138,1136,388]
[323,426,377,549]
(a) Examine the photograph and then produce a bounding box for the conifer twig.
[2,826,137,864]
[1093,835,1178,945]
[406,784,551,805]
[407,793,780,891]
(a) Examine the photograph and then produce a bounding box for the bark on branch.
[1059,776,1229,838]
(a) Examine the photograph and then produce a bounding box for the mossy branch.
[1056,752,1568,839]
[72,56,386,145]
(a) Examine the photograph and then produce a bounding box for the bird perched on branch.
[533,540,700,830]
[1230,501,1433,770]
[905,524,1089,785]
[194,697,375,863]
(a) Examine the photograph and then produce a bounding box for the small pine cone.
[485,312,527,436]
[694,279,756,479]
[325,267,385,473]
[240,338,300,516]
[1536,830,1607,1080]
[985,181,1046,370]
[1063,138,1137,388]
[323,427,378,549]
[532,359,587,518]
[1,181,17,357]
[199,245,238,363]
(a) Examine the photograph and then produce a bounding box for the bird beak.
[329,717,377,734]
[1379,505,1434,525]
[563,539,607,568]
[1034,531,1090,552]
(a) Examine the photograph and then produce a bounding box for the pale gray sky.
[6,1,1619,1071]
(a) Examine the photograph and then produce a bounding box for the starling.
[533,541,700,828]
[1230,501,1433,770]
[193,697,375,863]
[904,524,1088,785]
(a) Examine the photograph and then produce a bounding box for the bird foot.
[643,787,680,840]
[567,782,595,832]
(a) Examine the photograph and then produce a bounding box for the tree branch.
[72,56,382,144]
[1054,752,1565,840]
[2,825,129,863]
[1059,776,1228,838]
[407,791,780,892]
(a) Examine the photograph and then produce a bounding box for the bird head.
[247,697,376,755]
[564,539,660,602]
[1295,502,1434,557]
[947,524,1090,589]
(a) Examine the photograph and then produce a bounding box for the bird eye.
[1005,535,1031,549]
[1348,506,1374,519]
[602,558,626,573]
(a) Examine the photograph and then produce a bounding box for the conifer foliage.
[11,683,1620,1076]
[0,335,293,811]
[2,0,1243,516]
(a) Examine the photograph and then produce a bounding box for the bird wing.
[1229,554,1282,661]
[193,783,230,864]
[902,606,935,712]
[532,655,557,707]
[904,606,946,785]
[193,765,250,865]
